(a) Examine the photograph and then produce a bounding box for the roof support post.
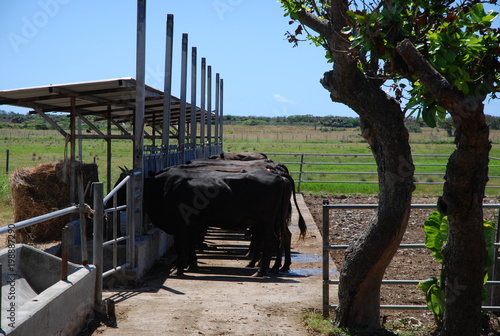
[200,58,206,155]
[162,14,174,151]
[179,33,188,163]
[215,73,220,153]
[190,47,197,158]
[207,65,212,157]
[134,0,146,238]
[220,78,224,152]
[70,96,76,205]
[106,105,112,193]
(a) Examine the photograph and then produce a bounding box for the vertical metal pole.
[93,182,104,312]
[322,199,330,318]
[106,106,112,193]
[5,149,9,174]
[220,78,224,152]
[163,14,174,151]
[78,174,88,265]
[70,96,76,205]
[190,46,197,158]
[200,58,206,156]
[127,175,136,268]
[215,73,220,153]
[179,33,188,163]
[134,0,146,236]
[298,154,305,193]
[207,65,212,156]
[77,117,83,162]
[61,226,69,281]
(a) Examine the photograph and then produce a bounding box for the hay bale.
[10,161,98,243]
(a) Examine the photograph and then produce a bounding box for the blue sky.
[0,0,498,118]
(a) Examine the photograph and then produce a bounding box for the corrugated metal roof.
[0,78,205,128]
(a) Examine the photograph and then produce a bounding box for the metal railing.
[0,172,137,312]
[264,153,500,192]
[321,201,500,317]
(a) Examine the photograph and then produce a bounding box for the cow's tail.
[283,173,307,240]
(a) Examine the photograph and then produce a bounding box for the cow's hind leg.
[253,233,276,277]
[279,227,292,273]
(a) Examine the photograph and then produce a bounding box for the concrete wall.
[0,245,96,336]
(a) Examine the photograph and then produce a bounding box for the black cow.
[208,151,268,161]
[189,159,303,272]
[115,159,305,277]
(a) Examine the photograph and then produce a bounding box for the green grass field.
[1,125,499,226]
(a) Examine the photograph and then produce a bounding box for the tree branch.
[295,8,330,37]
[395,39,459,111]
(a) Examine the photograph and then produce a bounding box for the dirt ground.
[304,193,500,335]
[79,193,500,336]
[81,194,335,336]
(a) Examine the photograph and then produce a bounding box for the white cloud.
[273,94,297,105]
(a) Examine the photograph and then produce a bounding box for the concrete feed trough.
[1,244,96,335]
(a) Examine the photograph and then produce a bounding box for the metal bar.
[200,58,206,155]
[106,105,112,193]
[215,73,220,150]
[127,172,136,268]
[103,174,131,204]
[191,47,197,149]
[179,33,188,161]
[322,199,330,318]
[70,96,76,205]
[325,304,500,311]
[207,65,212,156]
[102,263,131,278]
[103,236,128,247]
[93,182,104,312]
[134,0,146,239]
[31,105,69,137]
[298,154,304,193]
[163,14,174,150]
[77,173,88,265]
[61,226,69,281]
[219,78,223,152]
[0,205,79,235]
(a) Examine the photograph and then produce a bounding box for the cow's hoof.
[269,267,280,274]
[279,266,290,273]
[187,265,198,272]
[252,271,266,277]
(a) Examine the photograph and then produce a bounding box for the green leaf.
[483,220,496,272]
[418,277,444,325]
[423,211,448,262]
[422,106,437,128]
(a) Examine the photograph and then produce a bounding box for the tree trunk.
[321,69,415,329]
[397,39,491,336]
[439,105,490,336]
[293,3,415,329]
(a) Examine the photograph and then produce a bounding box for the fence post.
[61,226,70,281]
[5,150,9,174]
[93,182,104,312]
[322,199,330,318]
[298,154,305,193]
[127,174,136,269]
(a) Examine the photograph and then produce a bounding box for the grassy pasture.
[1,125,500,226]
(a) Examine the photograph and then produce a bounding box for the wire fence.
[321,202,500,317]
[265,152,500,193]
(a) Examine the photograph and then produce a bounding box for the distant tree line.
[1,109,500,132]
[224,114,500,132]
